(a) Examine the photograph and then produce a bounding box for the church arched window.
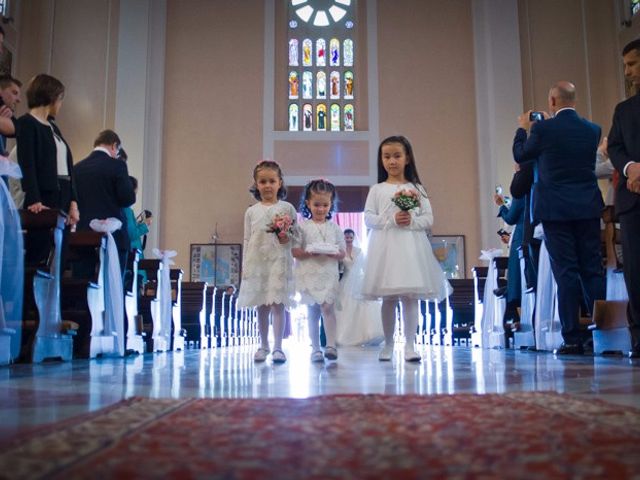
[287,0,356,132]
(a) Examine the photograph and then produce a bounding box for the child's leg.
[400,296,421,361]
[320,303,337,348]
[379,297,398,361]
[381,297,399,345]
[271,303,286,351]
[256,305,271,350]
[307,304,322,351]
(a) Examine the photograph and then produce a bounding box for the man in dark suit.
[608,38,640,358]
[513,81,605,355]
[74,129,135,273]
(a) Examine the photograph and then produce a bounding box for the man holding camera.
[608,38,640,358]
[513,81,605,355]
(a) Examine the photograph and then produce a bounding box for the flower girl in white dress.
[362,136,452,362]
[336,229,384,346]
[292,179,346,362]
[237,161,297,364]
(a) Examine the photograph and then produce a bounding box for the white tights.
[381,296,419,348]
[256,303,286,351]
[307,303,337,350]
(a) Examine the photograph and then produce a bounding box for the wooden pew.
[470,257,509,348]
[447,279,475,345]
[138,259,163,352]
[170,268,185,350]
[213,289,226,347]
[470,266,488,347]
[63,230,127,359]
[590,300,630,355]
[19,209,75,363]
[124,249,145,354]
[205,285,217,348]
[181,281,208,348]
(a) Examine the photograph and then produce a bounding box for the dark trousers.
[543,218,605,345]
[619,208,640,350]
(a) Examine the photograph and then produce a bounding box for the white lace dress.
[294,219,346,305]
[237,201,297,308]
[362,182,452,301]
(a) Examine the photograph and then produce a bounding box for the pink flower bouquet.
[392,189,420,211]
[266,213,294,240]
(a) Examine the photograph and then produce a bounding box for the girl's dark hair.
[377,135,423,186]
[249,160,287,200]
[343,228,355,235]
[129,176,138,190]
[300,178,338,219]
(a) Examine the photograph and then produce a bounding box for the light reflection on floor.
[1,341,639,439]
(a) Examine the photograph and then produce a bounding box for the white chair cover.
[152,248,177,349]
[479,248,506,348]
[0,157,24,361]
[534,239,563,351]
[90,218,125,356]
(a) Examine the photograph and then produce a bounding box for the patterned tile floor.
[1,342,639,440]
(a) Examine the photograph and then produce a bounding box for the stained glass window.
[302,71,313,99]
[330,104,340,131]
[343,39,354,67]
[288,39,299,66]
[344,71,353,99]
[289,104,299,131]
[316,71,326,99]
[633,0,640,16]
[344,104,354,132]
[289,71,299,99]
[303,103,313,131]
[317,104,327,131]
[287,0,356,131]
[316,39,326,66]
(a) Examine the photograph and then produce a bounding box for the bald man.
[512,81,605,355]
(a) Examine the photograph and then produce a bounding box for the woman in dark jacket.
[17,74,78,265]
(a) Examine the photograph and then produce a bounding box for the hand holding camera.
[136,209,153,226]
[518,110,547,130]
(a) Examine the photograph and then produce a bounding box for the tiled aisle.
[1,343,639,439]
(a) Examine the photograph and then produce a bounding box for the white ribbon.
[0,156,24,360]
[153,248,176,347]
[478,248,506,348]
[90,218,125,356]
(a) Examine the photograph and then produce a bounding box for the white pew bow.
[90,218,125,356]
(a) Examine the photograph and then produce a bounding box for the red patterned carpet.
[2,393,640,479]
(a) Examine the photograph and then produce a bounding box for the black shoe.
[553,343,584,355]
[493,286,507,298]
[629,349,640,359]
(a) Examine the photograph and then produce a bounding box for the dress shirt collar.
[553,107,576,117]
[93,146,113,157]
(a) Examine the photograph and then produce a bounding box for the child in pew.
[292,179,345,363]
[362,135,452,362]
[237,160,297,364]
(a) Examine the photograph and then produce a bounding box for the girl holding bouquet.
[292,179,346,362]
[362,135,452,362]
[237,160,297,364]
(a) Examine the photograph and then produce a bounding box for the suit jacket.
[74,150,136,252]
[608,92,640,216]
[16,113,76,208]
[509,163,536,246]
[512,109,603,222]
